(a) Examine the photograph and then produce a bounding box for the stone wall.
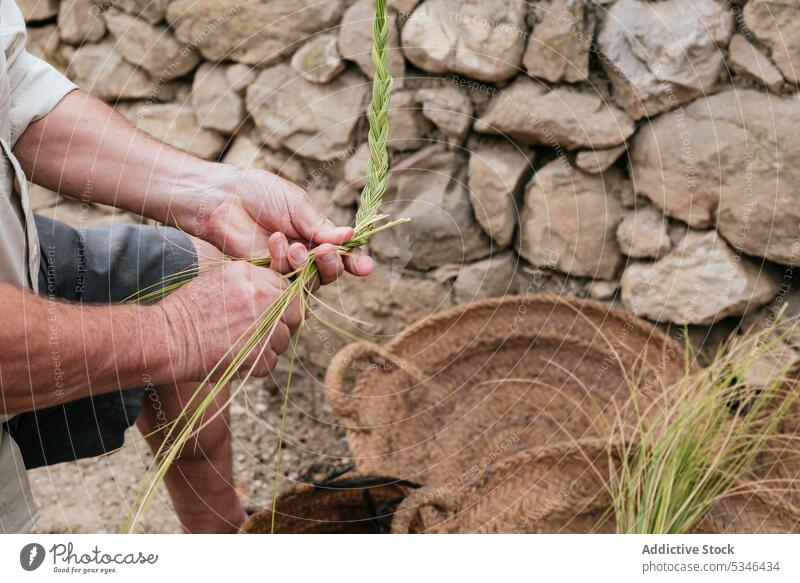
[21,0,800,372]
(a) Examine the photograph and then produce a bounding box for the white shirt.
[0,0,77,533]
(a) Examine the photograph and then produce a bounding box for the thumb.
[294,200,353,245]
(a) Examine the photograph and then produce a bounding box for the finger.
[293,197,354,245]
[342,248,374,277]
[287,242,309,271]
[277,295,305,336]
[252,349,278,378]
[267,320,292,356]
[308,274,321,294]
[314,244,345,285]
[268,232,291,274]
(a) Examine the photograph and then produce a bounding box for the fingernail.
[358,256,374,272]
[291,247,308,264]
[319,252,337,264]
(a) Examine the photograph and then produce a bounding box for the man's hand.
[14,91,373,287]
[200,167,374,285]
[162,261,303,381]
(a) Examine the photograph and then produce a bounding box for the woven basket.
[241,473,416,534]
[325,294,800,533]
[389,438,618,533]
[325,295,684,486]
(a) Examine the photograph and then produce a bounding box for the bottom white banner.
[1,534,798,582]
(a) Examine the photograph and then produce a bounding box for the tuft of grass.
[608,316,800,534]
[122,0,396,533]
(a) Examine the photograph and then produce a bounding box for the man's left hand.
[197,167,374,285]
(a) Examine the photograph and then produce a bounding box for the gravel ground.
[28,364,349,533]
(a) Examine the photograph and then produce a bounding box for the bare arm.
[13,90,239,240]
[0,261,303,417]
[0,281,174,416]
[12,90,372,280]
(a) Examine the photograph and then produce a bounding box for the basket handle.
[324,341,447,426]
[391,438,621,533]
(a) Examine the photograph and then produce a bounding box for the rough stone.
[27,25,70,75]
[621,231,779,325]
[742,344,799,391]
[246,65,368,161]
[191,63,245,134]
[104,0,167,23]
[745,0,800,84]
[401,0,527,83]
[58,0,107,45]
[523,0,593,83]
[291,34,345,84]
[339,0,405,82]
[597,0,733,120]
[261,150,308,186]
[618,182,636,209]
[370,150,493,270]
[66,39,165,101]
[415,86,473,142]
[119,103,226,160]
[575,144,626,174]
[222,136,307,185]
[475,78,635,150]
[388,0,422,13]
[308,187,355,227]
[331,181,360,207]
[388,90,432,151]
[588,280,619,301]
[629,88,800,264]
[19,0,58,22]
[344,145,370,189]
[519,160,626,279]
[728,33,784,92]
[166,0,345,66]
[221,134,267,170]
[105,8,200,80]
[616,204,672,259]
[453,252,519,304]
[468,141,532,247]
[226,64,256,93]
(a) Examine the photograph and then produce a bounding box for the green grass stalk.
[609,318,800,534]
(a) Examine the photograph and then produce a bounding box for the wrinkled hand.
[163,261,303,381]
[202,167,373,285]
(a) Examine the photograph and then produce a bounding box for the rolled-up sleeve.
[2,0,77,146]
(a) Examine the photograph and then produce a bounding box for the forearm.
[12,90,238,234]
[0,282,180,416]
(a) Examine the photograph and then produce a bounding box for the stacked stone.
[20,0,800,370]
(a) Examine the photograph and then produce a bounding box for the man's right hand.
[162,262,303,382]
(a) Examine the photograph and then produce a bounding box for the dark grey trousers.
[3,214,196,469]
